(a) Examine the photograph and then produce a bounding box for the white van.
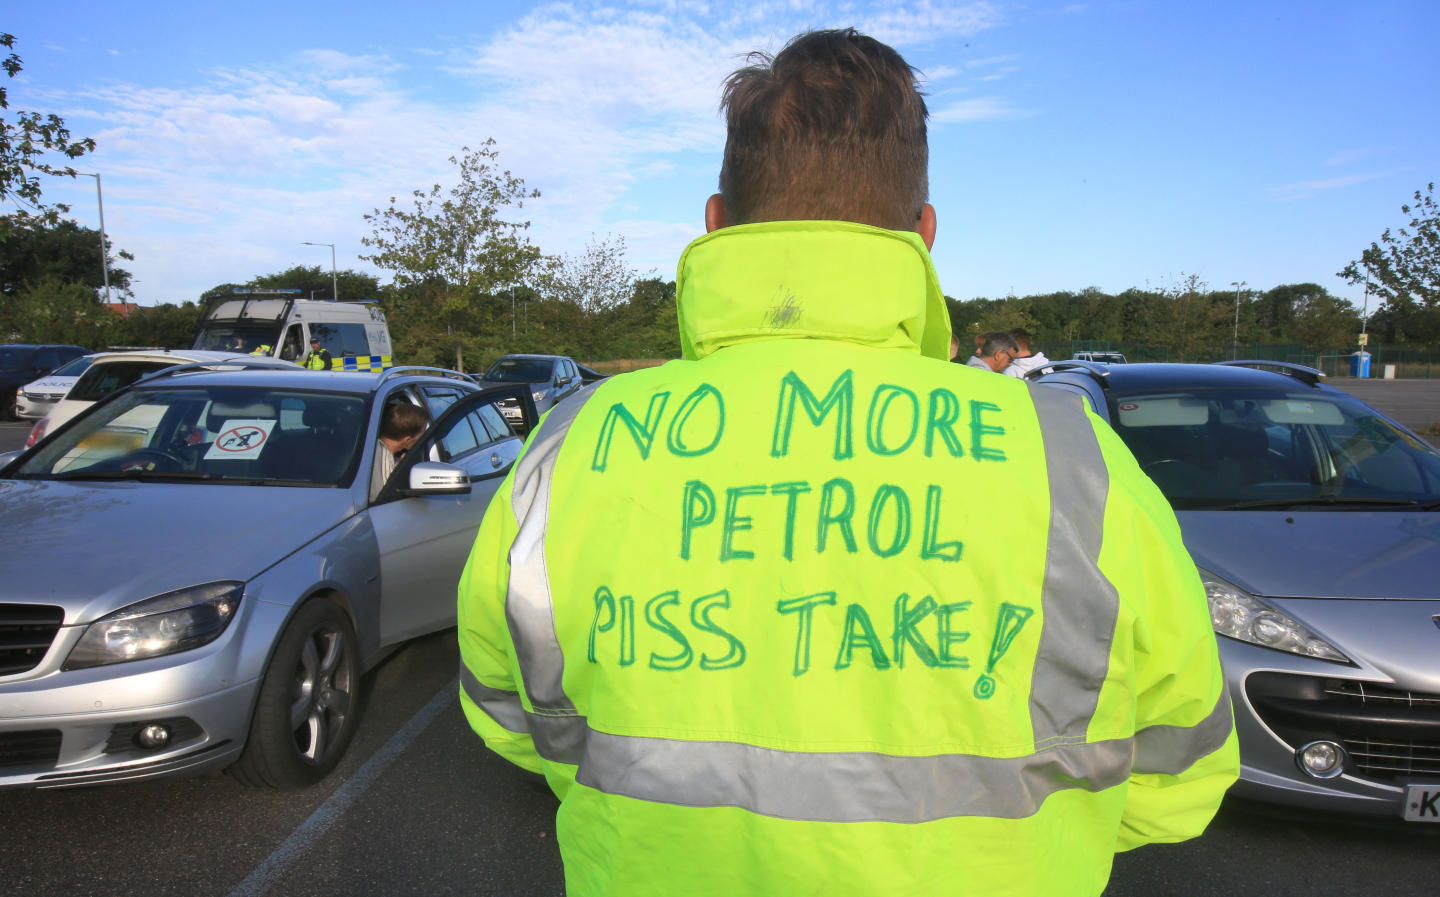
[192,289,394,371]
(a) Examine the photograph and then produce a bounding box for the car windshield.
[68,361,178,403]
[13,386,367,486]
[52,355,95,377]
[0,347,34,370]
[484,358,553,383]
[194,325,283,354]
[1107,388,1440,510]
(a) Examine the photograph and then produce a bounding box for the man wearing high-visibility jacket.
[458,28,1237,897]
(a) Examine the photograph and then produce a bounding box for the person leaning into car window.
[966,330,1020,372]
[369,402,428,501]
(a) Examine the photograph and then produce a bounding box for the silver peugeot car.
[0,361,532,789]
[1034,360,1440,824]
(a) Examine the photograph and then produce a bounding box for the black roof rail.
[1211,359,1326,386]
[371,366,476,391]
[1024,360,1112,389]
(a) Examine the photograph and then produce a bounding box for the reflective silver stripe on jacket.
[505,384,602,718]
[460,660,589,764]
[1026,385,1122,748]
[459,662,528,734]
[575,732,1133,823]
[1133,691,1234,776]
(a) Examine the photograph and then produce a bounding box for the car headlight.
[1200,568,1349,664]
[64,582,243,670]
[532,388,548,402]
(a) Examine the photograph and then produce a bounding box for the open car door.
[368,384,537,646]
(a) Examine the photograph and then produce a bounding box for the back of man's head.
[1010,328,1032,352]
[980,331,1019,359]
[380,402,428,441]
[719,28,928,230]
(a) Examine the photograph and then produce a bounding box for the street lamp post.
[77,173,112,305]
[1230,281,1247,360]
[302,242,338,300]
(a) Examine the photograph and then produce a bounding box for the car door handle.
[491,452,503,468]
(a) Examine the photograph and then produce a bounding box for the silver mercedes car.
[1033,360,1440,825]
[0,361,533,789]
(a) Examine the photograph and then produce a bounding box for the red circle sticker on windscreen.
[216,425,270,453]
[1119,402,1139,411]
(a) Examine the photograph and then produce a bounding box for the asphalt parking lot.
[0,627,1435,897]
[1332,378,1440,430]
[0,422,31,454]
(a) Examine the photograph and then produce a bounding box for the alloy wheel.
[289,621,353,765]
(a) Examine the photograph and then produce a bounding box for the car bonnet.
[0,479,359,624]
[1177,510,1440,600]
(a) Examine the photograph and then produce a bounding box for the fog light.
[1296,741,1346,779]
[135,724,170,750]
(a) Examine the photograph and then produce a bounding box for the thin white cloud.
[931,97,1024,122]
[1269,169,1408,201]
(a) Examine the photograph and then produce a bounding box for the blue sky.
[8,1,1438,308]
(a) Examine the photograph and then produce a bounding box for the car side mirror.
[400,461,471,496]
[0,450,23,470]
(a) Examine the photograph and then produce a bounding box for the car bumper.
[0,678,257,788]
[15,397,55,420]
[1222,636,1439,818]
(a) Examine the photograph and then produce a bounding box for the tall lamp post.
[77,173,112,305]
[302,242,338,300]
[1230,280,1247,360]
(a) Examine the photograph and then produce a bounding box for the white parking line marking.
[227,677,459,897]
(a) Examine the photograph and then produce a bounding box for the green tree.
[0,34,96,240]
[1139,274,1226,361]
[538,234,638,363]
[1339,183,1440,345]
[0,216,134,296]
[198,266,383,304]
[1289,290,1361,350]
[361,141,541,371]
[113,302,202,350]
[5,279,119,348]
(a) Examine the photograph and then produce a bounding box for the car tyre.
[228,597,361,788]
[0,393,15,422]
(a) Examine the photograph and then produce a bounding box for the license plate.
[1403,784,1440,822]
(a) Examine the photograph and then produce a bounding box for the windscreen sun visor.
[1257,399,1345,426]
[1116,397,1210,428]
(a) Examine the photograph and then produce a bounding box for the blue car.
[1033,360,1440,823]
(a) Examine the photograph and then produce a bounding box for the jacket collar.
[675,220,953,362]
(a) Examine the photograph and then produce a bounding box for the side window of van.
[309,323,372,358]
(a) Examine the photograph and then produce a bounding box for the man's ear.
[705,194,727,233]
[917,203,936,251]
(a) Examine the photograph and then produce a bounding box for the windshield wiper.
[1210,496,1421,511]
[48,469,214,481]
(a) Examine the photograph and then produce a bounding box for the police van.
[192,289,394,371]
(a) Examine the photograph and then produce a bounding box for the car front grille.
[1325,679,1440,709]
[0,729,63,770]
[1342,737,1440,778]
[0,604,65,676]
[23,392,63,402]
[1247,673,1440,781]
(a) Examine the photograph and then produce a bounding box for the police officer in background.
[458,28,1236,897]
[304,336,332,371]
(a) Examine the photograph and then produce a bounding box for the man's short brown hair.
[1010,328,1032,352]
[719,28,929,230]
[380,402,428,441]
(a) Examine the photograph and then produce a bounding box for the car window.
[309,323,372,358]
[437,412,482,460]
[422,388,463,417]
[475,403,512,441]
[32,349,61,371]
[15,386,367,485]
[484,358,553,383]
[1108,387,1440,509]
[52,355,94,377]
[68,361,177,403]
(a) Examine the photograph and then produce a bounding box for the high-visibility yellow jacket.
[458,221,1238,896]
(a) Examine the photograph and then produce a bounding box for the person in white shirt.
[1003,327,1052,379]
[967,331,1020,372]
